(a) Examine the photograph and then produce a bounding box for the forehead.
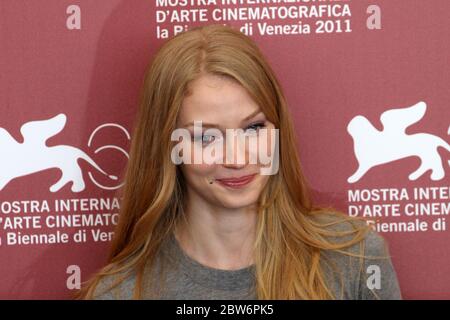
[179,74,260,125]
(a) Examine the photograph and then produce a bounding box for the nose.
[222,130,249,169]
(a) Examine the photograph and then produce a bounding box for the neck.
[174,191,258,270]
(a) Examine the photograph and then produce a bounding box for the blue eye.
[192,122,266,144]
[193,134,216,145]
[245,122,266,134]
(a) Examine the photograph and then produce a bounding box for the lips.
[215,174,257,189]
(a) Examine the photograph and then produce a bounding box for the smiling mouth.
[215,174,257,189]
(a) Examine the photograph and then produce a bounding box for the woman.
[77,24,402,300]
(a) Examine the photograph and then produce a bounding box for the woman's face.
[175,74,277,210]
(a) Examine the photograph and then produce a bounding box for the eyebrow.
[182,109,263,128]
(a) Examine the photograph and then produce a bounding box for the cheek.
[257,173,271,189]
[181,163,215,180]
[264,123,277,150]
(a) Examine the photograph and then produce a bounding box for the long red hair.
[76,24,375,300]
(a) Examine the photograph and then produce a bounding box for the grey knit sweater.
[91,218,402,300]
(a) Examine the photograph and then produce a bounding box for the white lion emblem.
[347,101,450,183]
[0,114,117,192]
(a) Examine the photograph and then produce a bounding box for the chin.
[215,192,260,210]
[219,200,258,210]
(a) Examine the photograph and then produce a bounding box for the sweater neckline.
[165,231,256,291]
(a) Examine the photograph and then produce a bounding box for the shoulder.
[90,239,175,300]
[91,270,137,300]
[311,211,385,252]
[311,211,402,299]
